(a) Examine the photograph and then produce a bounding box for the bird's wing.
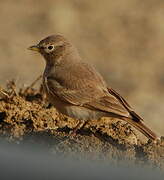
[84,88,144,121]
[47,78,130,117]
[45,62,130,118]
[107,88,143,121]
[46,76,105,105]
[45,63,106,104]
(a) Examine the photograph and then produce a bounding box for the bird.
[28,34,158,141]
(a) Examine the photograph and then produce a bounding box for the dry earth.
[0,80,163,170]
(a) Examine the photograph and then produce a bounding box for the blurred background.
[0,0,163,135]
[0,141,163,180]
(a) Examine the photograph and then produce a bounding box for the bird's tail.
[121,117,158,141]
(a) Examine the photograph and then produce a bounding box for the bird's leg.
[69,121,87,136]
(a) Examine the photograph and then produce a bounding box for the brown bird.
[28,34,158,141]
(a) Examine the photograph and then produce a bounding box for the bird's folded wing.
[46,77,130,118]
[108,88,143,121]
[46,76,106,105]
[45,62,108,105]
[84,95,130,117]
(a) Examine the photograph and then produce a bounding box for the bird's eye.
[45,45,55,53]
[48,45,54,50]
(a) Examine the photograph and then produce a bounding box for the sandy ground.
[0,81,163,170]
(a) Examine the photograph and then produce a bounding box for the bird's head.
[28,34,78,65]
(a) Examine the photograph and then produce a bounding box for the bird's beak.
[28,45,40,52]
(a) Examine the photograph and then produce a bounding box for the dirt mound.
[0,80,163,169]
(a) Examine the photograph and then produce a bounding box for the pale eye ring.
[45,45,55,53]
[48,45,54,50]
